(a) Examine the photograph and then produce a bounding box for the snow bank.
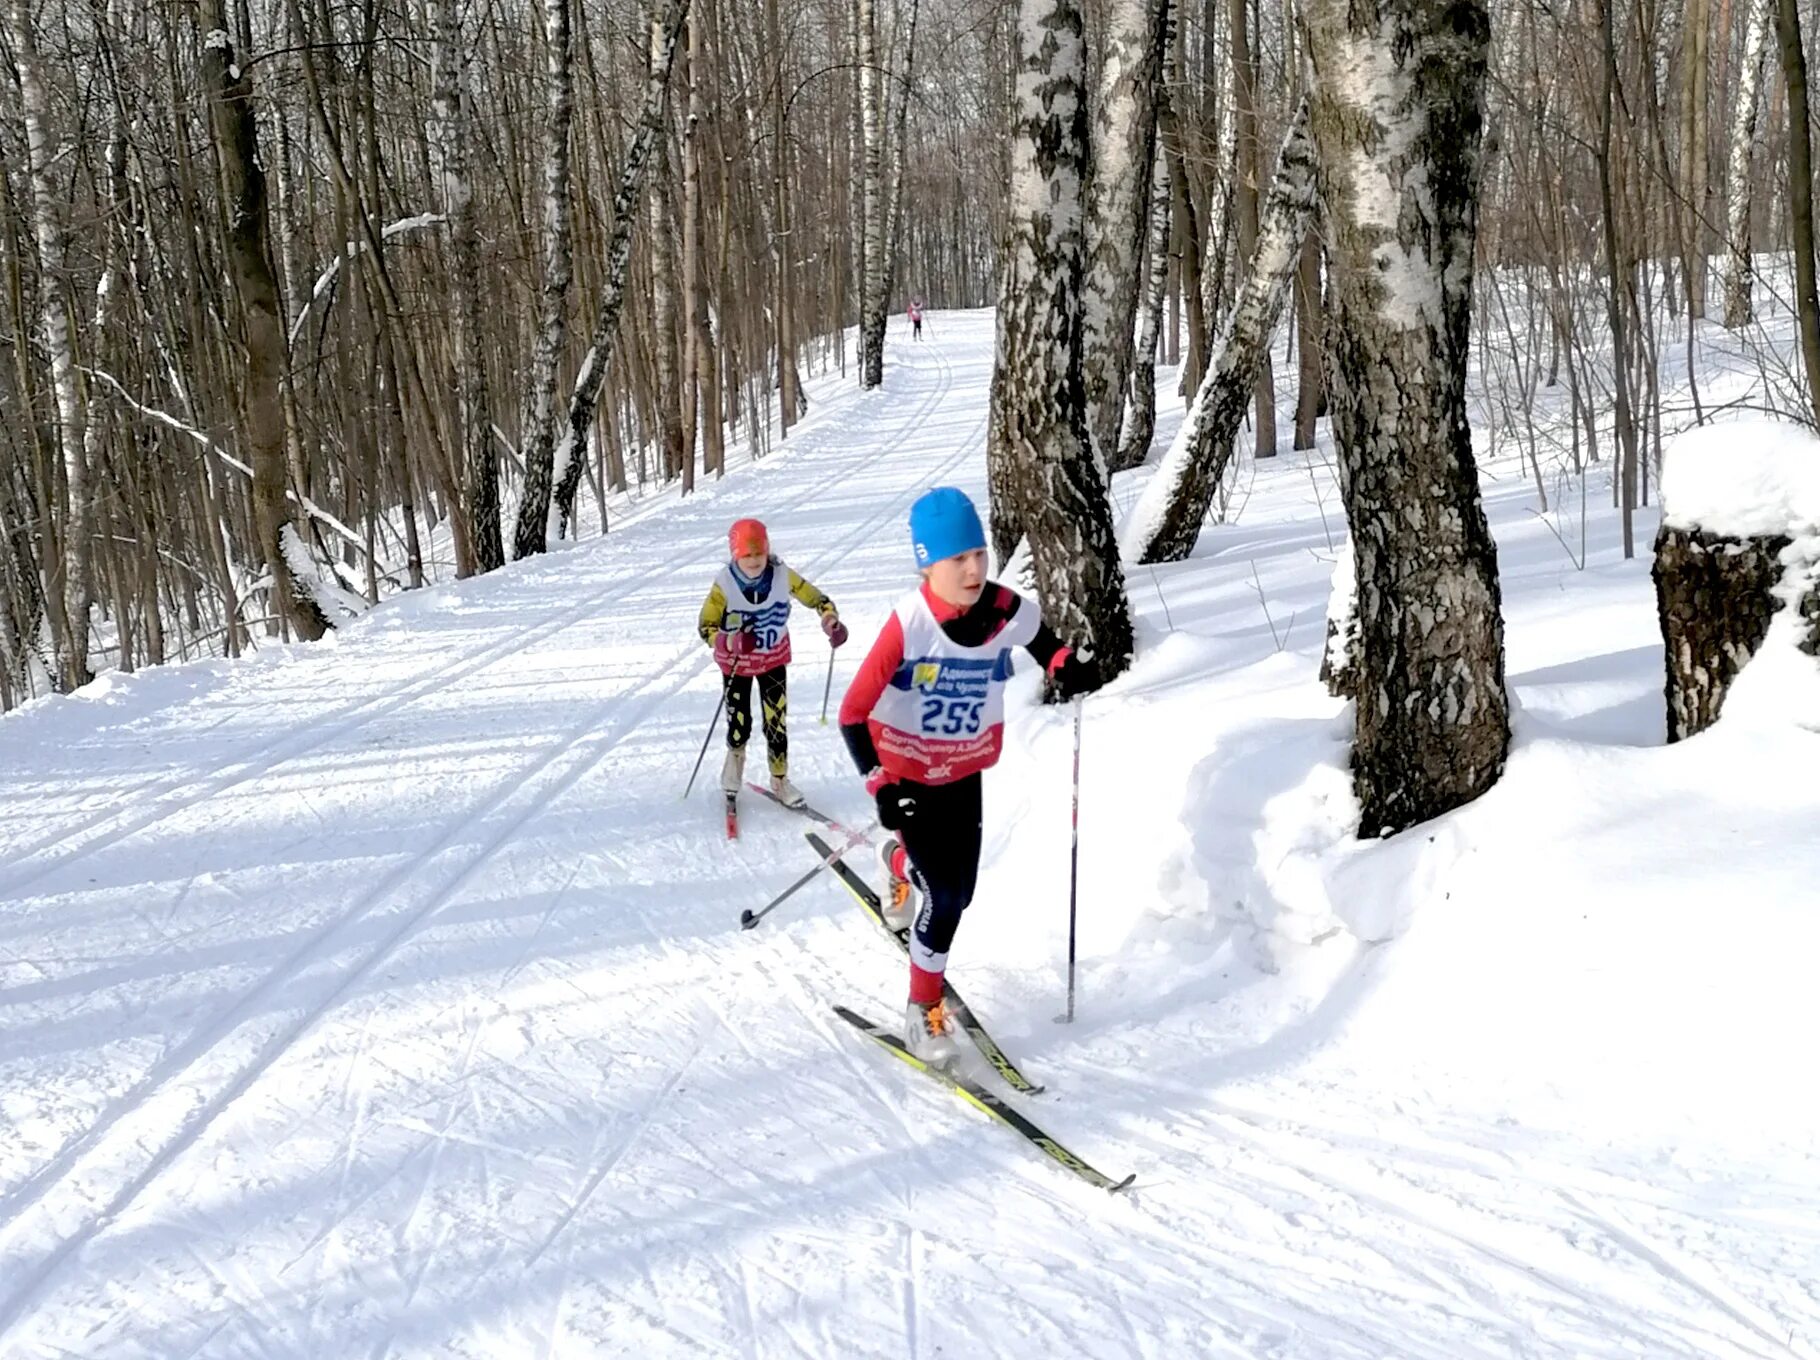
[1659,418,1820,537]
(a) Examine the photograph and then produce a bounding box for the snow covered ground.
[3,309,1817,1358]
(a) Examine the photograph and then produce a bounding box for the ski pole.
[819,646,836,725]
[684,674,731,800]
[740,820,877,930]
[1060,695,1084,1023]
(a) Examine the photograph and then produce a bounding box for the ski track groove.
[1557,1189,1810,1360]
[0,629,731,1340]
[0,338,957,910]
[1119,1098,1779,1360]
[521,1008,715,1275]
[0,345,965,1340]
[3,335,1229,1357]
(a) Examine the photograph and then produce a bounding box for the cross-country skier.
[837,487,1091,1064]
[699,518,847,809]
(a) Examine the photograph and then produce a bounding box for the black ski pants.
[726,666,789,776]
[898,772,983,975]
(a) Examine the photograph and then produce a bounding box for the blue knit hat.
[909,487,986,567]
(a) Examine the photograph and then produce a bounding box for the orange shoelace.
[890,879,911,911]
[922,1001,949,1036]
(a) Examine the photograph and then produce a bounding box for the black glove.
[874,781,919,830]
[1049,649,1094,700]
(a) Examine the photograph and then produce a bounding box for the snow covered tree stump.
[1655,421,1820,741]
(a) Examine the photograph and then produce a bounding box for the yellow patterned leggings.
[726,667,789,776]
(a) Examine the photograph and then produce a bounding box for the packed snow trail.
[3,313,1816,1358]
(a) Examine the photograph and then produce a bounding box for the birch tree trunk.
[1597,0,1639,557]
[1777,0,1820,428]
[688,0,724,475]
[549,0,689,540]
[199,6,329,639]
[857,0,888,388]
[430,0,502,573]
[1230,0,1277,457]
[1303,0,1509,837]
[1680,0,1710,318]
[1081,0,1167,466]
[1114,144,1172,472]
[768,0,801,429]
[883,0,920,307]
[1722,0,1772,330]
[992,0,1133,692]
[1292,229,1325,448]
[649,128,687,487]
[513,0,576,559]
[1125,102,1315,565]
[646,2,688,490]
[9,0,92,687]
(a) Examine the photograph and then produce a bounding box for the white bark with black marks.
[514,0,576,559]
[549,0,689,540]
[1081,0,1167,467]
[430,0,501,573]
[199,10,331,640]
[9,0,92,687]
[1304,0,1510,837]
[1122,102,1314,565]
[991,0,1134,691]
[1723,0,1772,331]
[1113,144,1170,473]
[647,33,687,487]
[858,0,888,388]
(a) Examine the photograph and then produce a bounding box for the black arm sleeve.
[1023,620,1067,671]
[841,720,881,776]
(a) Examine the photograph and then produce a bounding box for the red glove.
[713,626,756,671]
[822,613,849,648]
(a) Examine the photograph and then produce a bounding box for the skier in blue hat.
[838,486,1091,1065]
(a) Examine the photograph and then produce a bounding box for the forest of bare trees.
[2,0,1814,826]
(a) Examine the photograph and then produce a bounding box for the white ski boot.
[876,836,917,930]
[770,772,806,808]
[720,747,746,795]
[905,999,959,1068]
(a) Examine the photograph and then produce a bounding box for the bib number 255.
[921,696,983,735]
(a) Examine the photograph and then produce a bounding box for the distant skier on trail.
[838,487,1091,1065]
[907,299,923,340]
[700,518,847,811]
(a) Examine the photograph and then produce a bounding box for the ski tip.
[1109,1173,1137,1194]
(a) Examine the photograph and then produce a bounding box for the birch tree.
[1722,0,1772,330]
[430,0,501,573]
[1303,0,1510,837]
[198,4,331,639]
[1124,102,1315,566]
[9,0,92,687]
[1777,0,1820,428]
[1114,144,1172,472]
[1081,0,1167,465]
[1229,0,1277,458]
[548,0,689,541]
[991,0,1133,691]
[513,0,576,559]
[857,0,888,387]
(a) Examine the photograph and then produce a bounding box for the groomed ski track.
[1,313,1813,1359]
